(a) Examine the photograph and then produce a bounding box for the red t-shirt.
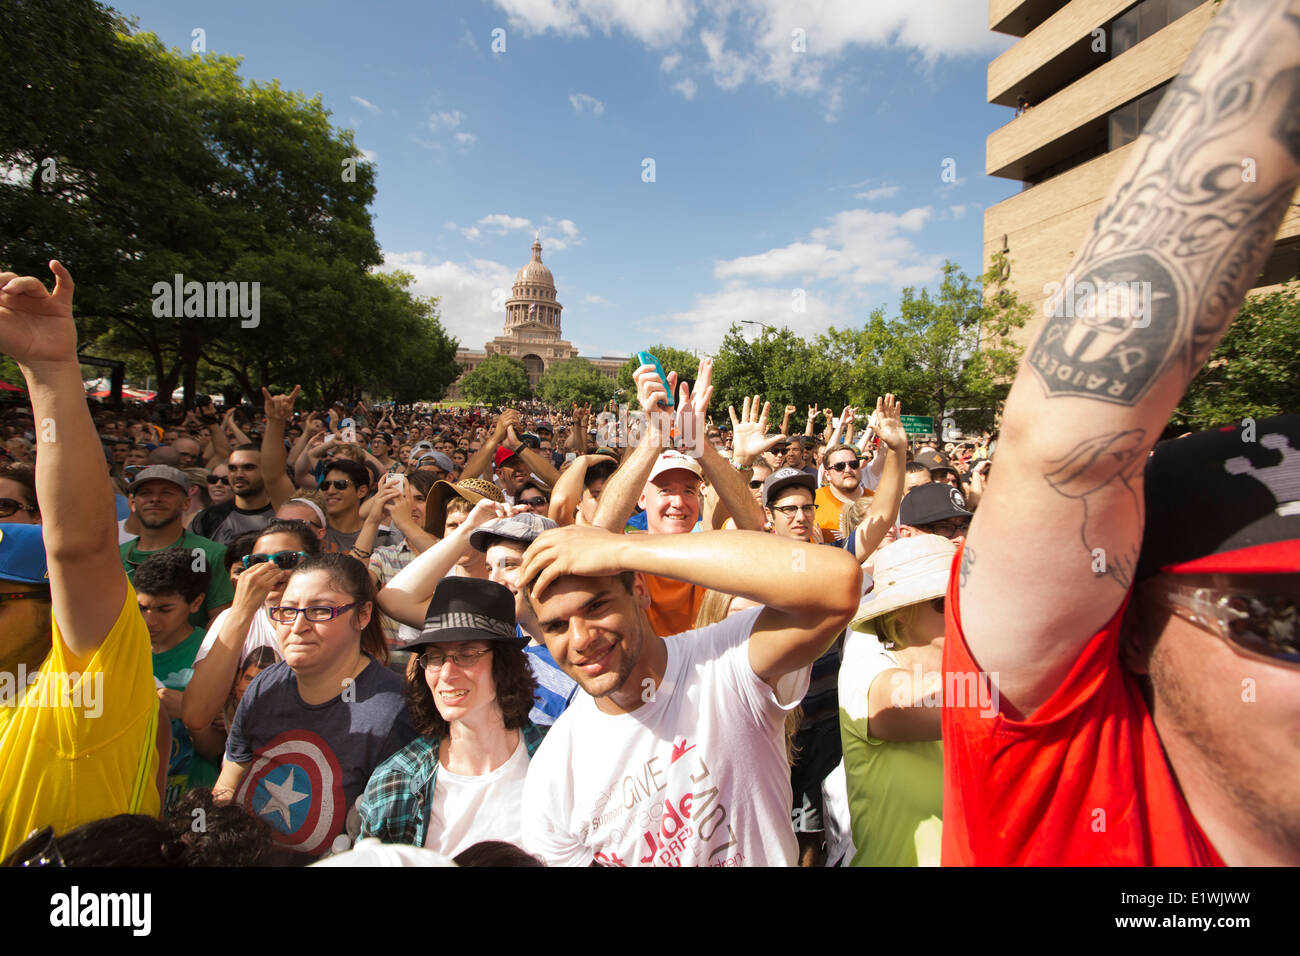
[940,544,1224,866]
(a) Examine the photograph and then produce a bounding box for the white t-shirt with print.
[194,603,282,666]
[424,735,530,858]
[521,606,809,867]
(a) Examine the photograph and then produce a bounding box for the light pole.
[741,320,773,337]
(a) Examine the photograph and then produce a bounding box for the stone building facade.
[447,237,625,399]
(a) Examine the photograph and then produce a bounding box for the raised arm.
[853,395,908,559]
[960,0,1300,717]
[0,262,123,657]
[261,385,300,510]
[591,365,675,532]
[679,358,765,532]
[520,525,862,689]
[377,498,506,625]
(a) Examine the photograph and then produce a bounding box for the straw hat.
[424,476,504,538]
[849,535,957,629]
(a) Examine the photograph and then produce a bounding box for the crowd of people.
[1,0,1298,867]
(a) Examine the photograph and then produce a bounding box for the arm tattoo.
[1043,429,1148,589]
[1030,0,1300,407]
[959,545,976,590]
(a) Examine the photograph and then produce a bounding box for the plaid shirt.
[358,724,547,847]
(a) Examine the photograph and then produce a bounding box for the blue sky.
[113,0,1016,358]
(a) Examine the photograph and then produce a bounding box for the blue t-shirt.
[523,640,579,727]
[226,656,417,857]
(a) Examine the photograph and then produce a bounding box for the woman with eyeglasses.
[181,520,321,742]
[359,576,542,853]
[838,535,956,866]
[214,552,415,858]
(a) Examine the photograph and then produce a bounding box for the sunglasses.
[207,475,229,485]
[242,550,309,570]
[321,479,354,491]
[1,826,64,867]
[1156,581,1300,666]
[0,498,38,518]
[749,479,764,489]
[0,590,51,605]
[828,459,863,472]
[518,496,548,508]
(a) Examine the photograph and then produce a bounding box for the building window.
[1111,0,1204,58]
[1108,82,1168,151]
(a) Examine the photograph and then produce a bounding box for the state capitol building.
[446,237,625,399]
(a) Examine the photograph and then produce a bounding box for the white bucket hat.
[849,535,958,630]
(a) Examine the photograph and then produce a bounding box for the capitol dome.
[506,236,562,332]
[513,237,555,289]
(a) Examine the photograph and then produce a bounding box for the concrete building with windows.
[447,237,626,399]
[983,0,1300,341]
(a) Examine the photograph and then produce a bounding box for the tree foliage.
[1174,282,1300,430]
[537,358,615,409]
[458,355,531,407]
[710,255,1029,432]
[0,0,449,406]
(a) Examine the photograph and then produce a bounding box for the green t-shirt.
[839,629,944,867]
[152,626,221,810]
[121,530,234,627]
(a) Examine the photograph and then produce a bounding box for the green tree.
[1,0,400,407]
[711,325,834,417]
[537,358,615,409]
[1173,282,1300,430]
[458,355,531,407]
[615,345,701,401]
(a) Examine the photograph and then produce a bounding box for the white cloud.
[672,78,697,100]
[711,206,940,288]
[949,203,969,219]
[493,0,693,46]
[428,110,463,131]
[487,1,1010,119]
[359,148,378,163]
[378,251,515,348]
[454,132,477,145]
[643,283,842,353]
[854,184,901,201]
[583,294,609,305]
[351,96,379,112]
[455,214,583,250]
[569,92,605,115]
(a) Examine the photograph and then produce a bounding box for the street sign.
[899,414,935,437]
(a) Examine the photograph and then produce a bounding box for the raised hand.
[262,385,301,423]
[677,356,714,455]
[872,394,908,451]
[729,394,784,467]
[517,524,630,600]
[0,260,77,366]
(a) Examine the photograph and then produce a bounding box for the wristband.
[731,458,752,471]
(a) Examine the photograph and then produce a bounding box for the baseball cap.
[762,467,816,507]
[1136,414,1300,578]
[128,465,190,494]
[0,524,49,585]
[417,451,455,473]
[535,421,553,434]
[899,483,971,527]
[402,577,523,652]
[494,446,522,469]
[469,513,557,553]
[648,450,703,484]
[914,449,957,476]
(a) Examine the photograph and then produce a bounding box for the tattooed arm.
[960,0,1300,718]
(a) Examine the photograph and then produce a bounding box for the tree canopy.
[0,0,459,406]
[458,355,531,407]
[537,358,616,409]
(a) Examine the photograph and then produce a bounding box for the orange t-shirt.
[939,543,1224,866]
[642,574,707,638]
